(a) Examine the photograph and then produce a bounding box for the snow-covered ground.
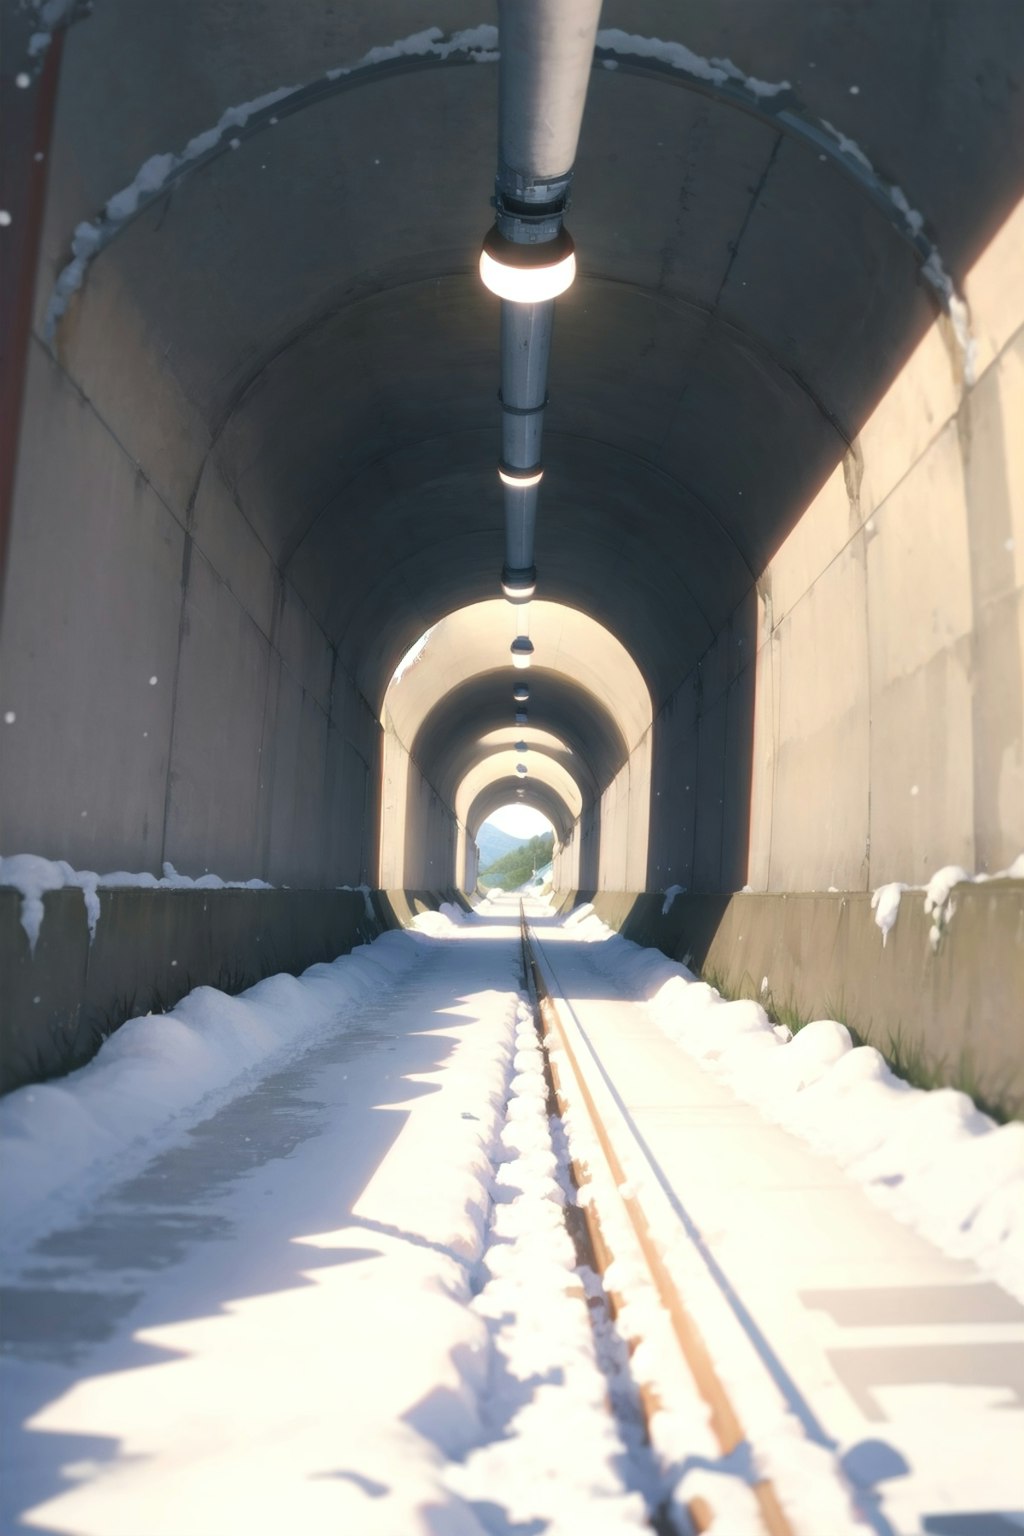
[2,896,1022,1534]
[1,900,649,1536]
[563,904,1024,1305]
[535,908,1024,1532]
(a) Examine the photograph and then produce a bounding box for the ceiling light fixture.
[501,566,536,602]
[510,636,534,670]
[513,684,529,703]
[479,225,576,304]
[498,465,544,489]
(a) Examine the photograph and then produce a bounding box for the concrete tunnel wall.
[1,344,385,887]
[648,201,1024,895]
[1,4,1023,917]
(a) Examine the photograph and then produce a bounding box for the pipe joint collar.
[495,164,573,213]
[498,390,549,417]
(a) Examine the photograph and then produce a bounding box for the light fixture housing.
[510,635,534,670]
[480,225,576,304]
[514,740,528,754]
[501,565,536,602]
[516,763,528,775]
[499,464,544,489]
[515,710,528,725]
[513,684,529,703]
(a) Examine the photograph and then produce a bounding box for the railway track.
[520,901,824,1536]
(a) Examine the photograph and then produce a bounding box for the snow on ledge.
[0,853,273,952]
[871,853,1024,950]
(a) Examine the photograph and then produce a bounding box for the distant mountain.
[476,822,526,870]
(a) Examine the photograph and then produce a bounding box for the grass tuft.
[694,964,1017,1122]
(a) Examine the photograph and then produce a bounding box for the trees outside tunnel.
[479,833,555,892]
[0,3,1022,899]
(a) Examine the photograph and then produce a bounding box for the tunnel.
[1,1,1023,1097]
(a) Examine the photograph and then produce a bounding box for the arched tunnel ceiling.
[411,669,628,807]
[456,751,583,831]
[384,601,651,765]
[468,781,569,845]
[40,2,1024,716]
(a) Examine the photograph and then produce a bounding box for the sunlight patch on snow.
[574,918,1024,1303]
[0,928,428,1255]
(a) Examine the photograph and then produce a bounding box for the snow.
[325,24,499,82]
[0,853,100,950]
[819,118,873,171]
[540,957,865,1532]
[870,853,1023,946]
[1,852,273,950]
[0,927,425,1254]
[3,896,1022,1530]
[595,30,790,96]
[448,999,650,1531]
[869,879,906,944]
[390,625,436,686]
[409,901,474,937]
[531,917,1024,1526]
[576,921,1024,1303]
[11,0,73,73]
[923,861,971,948]
[338,881,377,921]
[589,32,973,370]
[1,900,659,1535]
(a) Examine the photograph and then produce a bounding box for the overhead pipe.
[481,0,603,605]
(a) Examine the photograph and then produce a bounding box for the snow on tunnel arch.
[378,599,653,890]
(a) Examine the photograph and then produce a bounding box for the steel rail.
[519,900,794,1536]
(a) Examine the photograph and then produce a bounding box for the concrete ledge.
[551,885,1024,1114]
[0,886,461,1095]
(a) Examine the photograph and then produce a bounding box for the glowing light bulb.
[479,225,576,303]
[498,465,544,489]
[511,636,534,670]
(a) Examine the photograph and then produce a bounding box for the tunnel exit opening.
[377,599,653,895]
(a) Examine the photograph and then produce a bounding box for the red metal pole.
[0,26,66,618]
